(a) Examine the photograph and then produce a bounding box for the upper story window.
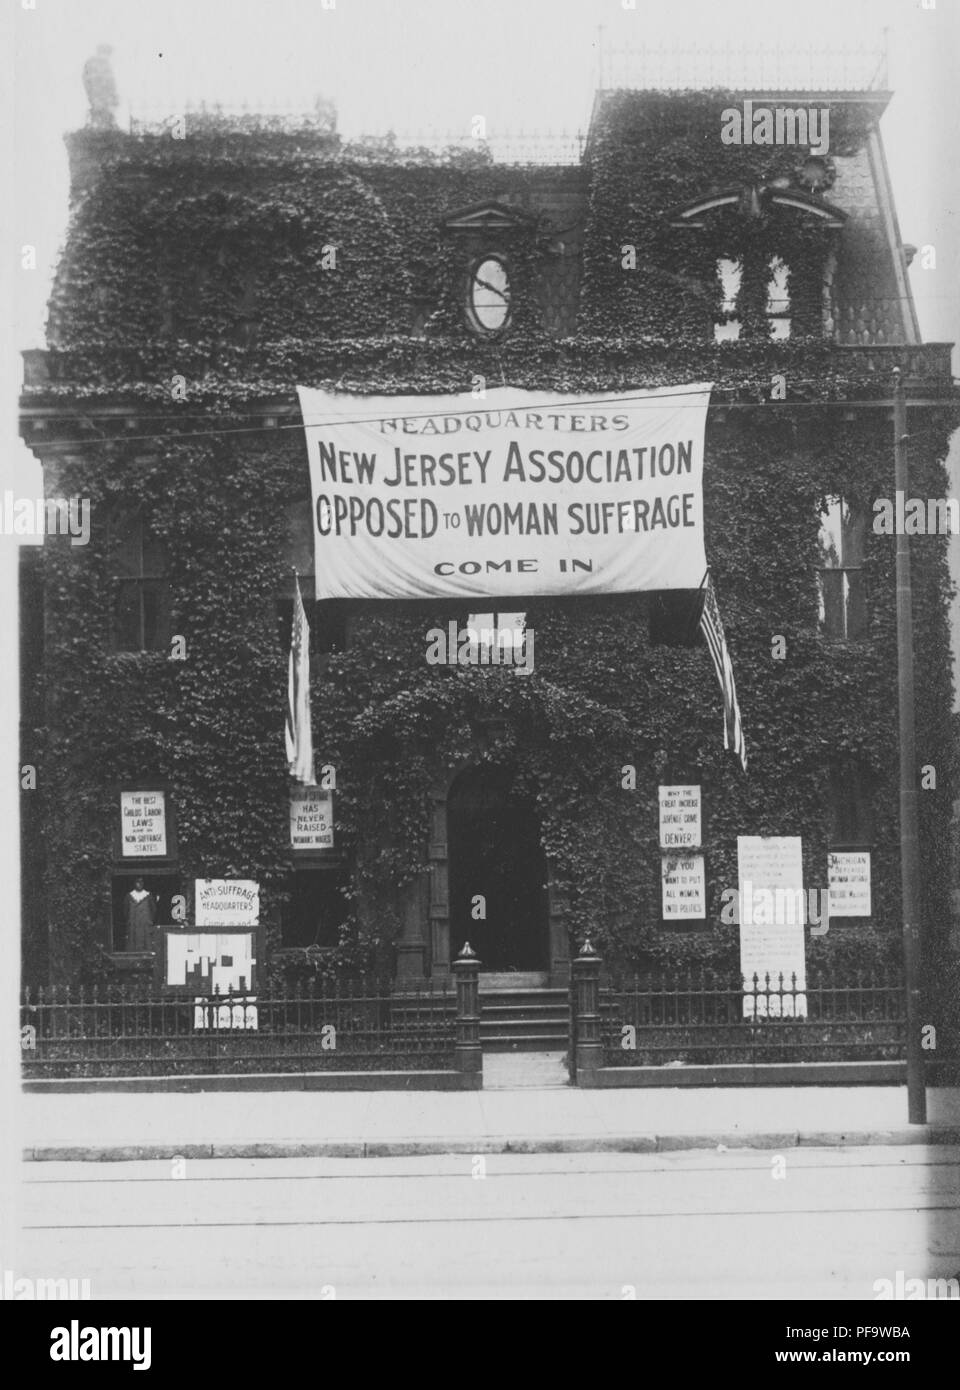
[714,255,791,342]
[766,256,791,339]
[110,510,170,652]
[672,182,844,343]
[828,763,874,847]
[817,495,866,640]
[465,610,530,670]
[466,256,511,335]
[467,610,525,647]
[714,258,743,342]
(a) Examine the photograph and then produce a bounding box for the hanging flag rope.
[699,570,748,772]
[285,572,317,786]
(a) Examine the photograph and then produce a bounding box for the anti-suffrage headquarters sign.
[298,384,713,600]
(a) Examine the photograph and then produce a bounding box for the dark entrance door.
[447,764,549,971]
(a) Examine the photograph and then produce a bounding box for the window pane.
[115,581,142,650]
[112,514,142,578]
[282,871,347,947]
[830,766,873,844]
[844,571,867,639]
[141,579,171,651]
[818,570,845,637]
[312,601,347,654]
[497,612,525,651]
[818,496,843,568]
[470,258,510,331]
[766,257,790,315]
[717,257,742,314]
[714,318,741,342]
[841,501,866,566]
[769,316,791,341]
[141,522,167,577]
[466,612,495,643]
[466,612,526,651]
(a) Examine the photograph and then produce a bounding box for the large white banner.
[298,384,712,600]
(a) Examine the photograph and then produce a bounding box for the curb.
[23,1126,960,1161]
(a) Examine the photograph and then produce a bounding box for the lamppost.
[893,366,926,1124]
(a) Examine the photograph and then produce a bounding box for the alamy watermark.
[425,619,535,672]
[1,1268,91,1299]
[1,493,90,545]
[873,1271,959,1300]
[873,492,959,536]
[720,100,829,156]
[720,881,829,935]
[50,1321,151,1370]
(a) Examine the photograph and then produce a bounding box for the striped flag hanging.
[699,572,748,772]
[285,573,316,786]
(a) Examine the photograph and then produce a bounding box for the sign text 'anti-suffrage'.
[298,384,712,600]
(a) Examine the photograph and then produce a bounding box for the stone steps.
[478,987,569,1052]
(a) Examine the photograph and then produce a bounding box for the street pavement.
[18,1074,960,1161]
[14,1146,960,1299]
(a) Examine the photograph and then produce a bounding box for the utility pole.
[893,366,926,1124]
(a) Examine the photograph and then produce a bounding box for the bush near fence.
[21,979,457,1078]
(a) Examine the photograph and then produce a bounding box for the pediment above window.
[442,201,531,234]
[668,185,846,230]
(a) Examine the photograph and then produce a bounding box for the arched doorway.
[447,764,549,971]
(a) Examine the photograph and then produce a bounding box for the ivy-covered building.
[18,84,958,1044]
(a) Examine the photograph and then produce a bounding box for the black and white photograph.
[3,0,959,1343]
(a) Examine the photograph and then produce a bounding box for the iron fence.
[21,978,457,1078]
[600,967,906,1067]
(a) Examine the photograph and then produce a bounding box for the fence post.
[573,939,603,1087]
[452,942,482,1084]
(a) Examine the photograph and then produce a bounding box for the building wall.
[19,95,958,1027]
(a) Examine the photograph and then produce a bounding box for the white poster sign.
[194,880,260,928]
[298,383,712,600]
[737,836,807,1016]
[120,790,167,857]
[661,853,706,919]
[193,1000,259,1031]
[828,851,871,917]
[658,785,702,849]
[166,931,257,993]
[290,787,334,850]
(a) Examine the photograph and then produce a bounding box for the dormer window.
[674,182,843,342]
[442,202,529,339]
[714,258,742,342]
[466,255,511,335]
[714,255,791,342]
[766,256,791,339]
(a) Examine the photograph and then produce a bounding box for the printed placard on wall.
[166,930,256,994]
[290,787,334,850]
[737,835,807,1017]
[193,998,259,1031]
[661,853,706,919]
[120,790,167,858]
[298,383,712,600]
[828,851,872,917]
[194,879,260,928]
[658,785,702,849]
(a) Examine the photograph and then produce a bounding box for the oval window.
[467,256,511,333]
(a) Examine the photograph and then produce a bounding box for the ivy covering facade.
[19,92,958,1044]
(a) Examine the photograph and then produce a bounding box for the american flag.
[285,573,316,785]
[699,572,748,772]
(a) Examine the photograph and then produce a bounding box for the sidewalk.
[19,1079,960,1161]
